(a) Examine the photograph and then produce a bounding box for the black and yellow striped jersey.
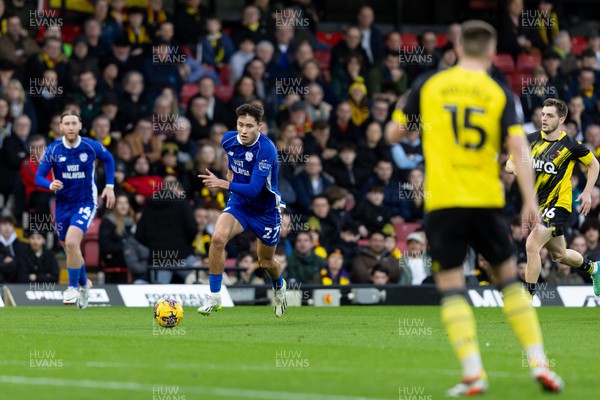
[528,131,593,212]
[392,66,525,212]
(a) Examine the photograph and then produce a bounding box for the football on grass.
[154,298,184,328]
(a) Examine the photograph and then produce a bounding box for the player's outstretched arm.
[576,155,599,216]
[506,135,539,230]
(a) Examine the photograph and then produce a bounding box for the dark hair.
[324,186,349,204]
[581,49,596,59]
[543,98,568,119]
[371,264,389,276]
[460,20,497,58]
[0,215,17,226]
[581,218,600,234]
[339,142,357,152]
[236,103,264,124]
[312,120,330,132]
[368,230,385,239]
[312,195,329,204]
[29,134,46,144]
[60,109,82,122]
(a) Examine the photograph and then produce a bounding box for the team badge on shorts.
[245,151,253,162]
[80,153,88,162]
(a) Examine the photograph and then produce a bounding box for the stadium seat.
[314,50,332,81]
[436,33,448,48]
[401,33,419,49]
[494,53,515,74]
[516,54,541,73]
[102,264,132,284]
[508,72,531,94]
[393,222,421,241]
[225,258,237,268]
[316,31,344,47]
[219,64,232,85]
[215,84,233,102]
[571,36,587,56]
[180,83,199,107]
[81,218,101,270]
[396,239,407,253]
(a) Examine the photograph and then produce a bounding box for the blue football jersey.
[222,130,284,212]
[37,136,113,210]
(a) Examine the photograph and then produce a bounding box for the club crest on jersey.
[228,151,234,156]
[58,156,66,162]
[258,159,271,172]
[79,153,88,163]
[245,151,253,162]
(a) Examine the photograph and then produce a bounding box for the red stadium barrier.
[316,31,344,46]
[401,33,419,49]
[215,84,234,102]
[437,33,448,48]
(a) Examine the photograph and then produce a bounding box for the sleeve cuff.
[105,184,115,188]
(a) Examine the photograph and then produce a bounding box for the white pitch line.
[0,375,386,400]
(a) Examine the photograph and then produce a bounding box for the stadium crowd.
[1,0,600,286]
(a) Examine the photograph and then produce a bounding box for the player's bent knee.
[550,252,566,263]
[210,234,228,248]
[64,238,81,254]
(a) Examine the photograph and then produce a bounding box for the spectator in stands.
[552,30,578,77]
[352,184,393,238]
[325,142,365,198]
[502,168,523,220]
[542,50,568,97]
[303,120,338,161]
[581,218,600,260]
[94,0,120,46]
[122,154,163,211]
[299,59,336,107]
[356,120,391,175]
[2,78,36,135]
[399,168,426,223]
[351,231,398,283]
[0,60,15,93]
[497,0,534,60]
[524,106,543,133]
[232,4,268,48]
[136,177,197,284]
[191,205,211,263]
[125,117,162,162]
[0,215,28,283]
[315,249,350,285]
[30,69,63,133]
[391,128,424,181]
[370,264,391,285]
[83,18,110,59]
[0,96,11,148]
[196,76,230,126]
[100,194,150,283]
[567,96,591,142]
[202,15,234,70]
[546,262,585,285]
[347,77,369,127]
[107,35,142,79]
[307,195,339,253]
[587,30,600,66]
[26,37,68,90]
[145,0,170,37]
[173,0,206,47]
[366,49,407,99]
[329,101,361,143]
[74,69,103,132]
[521,66,558,121]
[399,232,430,285]
[330,26,369,71]
[230,36,256,83]
[0,15,39,69]
[100,92,123,138]
[569,233,591,282]
[529,0,561,52]
[284,230,326,285]
[230,75,258,111]
[584,124,600,157]
[143,40,183,98]
[273,25,296,72]
[581,49,600,79]
[0,114,29,215]
[291,154,334,213]
[186,95,212,141]
[245,57,277,114]
[356,5,384,66]
[66,36,100,92]
[232,251,265,285]
[26,230,58,283]
[170,116,197,167]
[289,40,314,78]
[108,0,128,29]
[20,134,53,219]
[331,221,359,271]
[566,68,597,115]
[304,83,332,123]
[91,115,117,156]
[383,31,402,54]
[359,159,404,220]
[404,30,439,83]
[118,71,151,132]
[155,144,189,191]
[124,7,151,57]
[332,52,365,102]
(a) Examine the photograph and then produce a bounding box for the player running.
[506,98,600,297]
[35,110,115,309]
[386,20,563,396]
[197,103,287,317]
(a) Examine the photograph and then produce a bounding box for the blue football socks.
[209,274,222,293]
[67,268,80,288]
[78,264,88,287]
[273,275,284,290]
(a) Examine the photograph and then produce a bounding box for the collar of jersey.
[62,136,82,149]
[540,130,566,142]
[237,133,260,147]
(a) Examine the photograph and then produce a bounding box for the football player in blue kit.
[198,103,287,317]
[35,110,115,308]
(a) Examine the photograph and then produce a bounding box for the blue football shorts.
[223,198,282,247]
[55,202,97,242]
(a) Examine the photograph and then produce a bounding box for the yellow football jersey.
[393,66,525,212]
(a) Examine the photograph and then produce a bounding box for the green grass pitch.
[0,306,595,399]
